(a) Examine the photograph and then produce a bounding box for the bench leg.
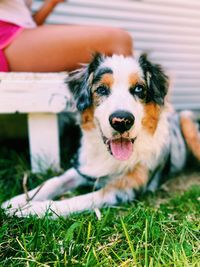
[27,113,60,173]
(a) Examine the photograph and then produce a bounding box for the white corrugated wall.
[33,0,200,111]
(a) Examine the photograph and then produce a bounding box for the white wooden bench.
[0,72,74,172]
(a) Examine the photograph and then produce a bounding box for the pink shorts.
[0,21,23,72]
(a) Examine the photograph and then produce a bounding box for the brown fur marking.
[92,92,103,106]
[180,114,200,161]
[92,74,113,106]
[142,103,161,135]
[102,164,149,195]
[81,107,95,131]
[129,73,142,87]
[100,74,114,88]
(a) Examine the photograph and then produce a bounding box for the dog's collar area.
[74,166,96,182]
[71,154,108,183]
[71,155,94,182]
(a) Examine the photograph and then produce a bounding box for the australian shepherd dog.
[2,53,200,218]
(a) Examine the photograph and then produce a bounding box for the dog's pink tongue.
[110,138,133,161]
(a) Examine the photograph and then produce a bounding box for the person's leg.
[4,24,133,72]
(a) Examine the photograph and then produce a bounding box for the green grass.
[0,145,200,266]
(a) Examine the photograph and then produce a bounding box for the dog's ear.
[67,53,104,111]
[139,53,168,105]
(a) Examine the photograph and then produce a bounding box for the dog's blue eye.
[129,84,146,99]
[95,86,110,96]
[134,85,144,93]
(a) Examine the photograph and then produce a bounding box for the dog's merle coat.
[2,54,200,217]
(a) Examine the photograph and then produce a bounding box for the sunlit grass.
[0,146,200,266]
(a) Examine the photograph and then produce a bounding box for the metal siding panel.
[33,0,200,111]
[145,0,200,9]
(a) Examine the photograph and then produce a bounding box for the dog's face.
[68,53,168,161]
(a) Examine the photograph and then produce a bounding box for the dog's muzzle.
[101,110,136,161]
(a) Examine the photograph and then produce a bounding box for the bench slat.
[0,72,74,113]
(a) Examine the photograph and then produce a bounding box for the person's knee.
[105,28,133,56]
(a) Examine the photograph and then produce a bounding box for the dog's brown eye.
[95,85,110,96]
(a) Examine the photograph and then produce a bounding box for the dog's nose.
[109,110,135,133]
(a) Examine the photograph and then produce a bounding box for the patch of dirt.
[152,170,200,208]
[162,171,200,193]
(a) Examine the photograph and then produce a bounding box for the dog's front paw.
[1,197,54,218]
[13,200,56,218]
[1,194,28,215]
